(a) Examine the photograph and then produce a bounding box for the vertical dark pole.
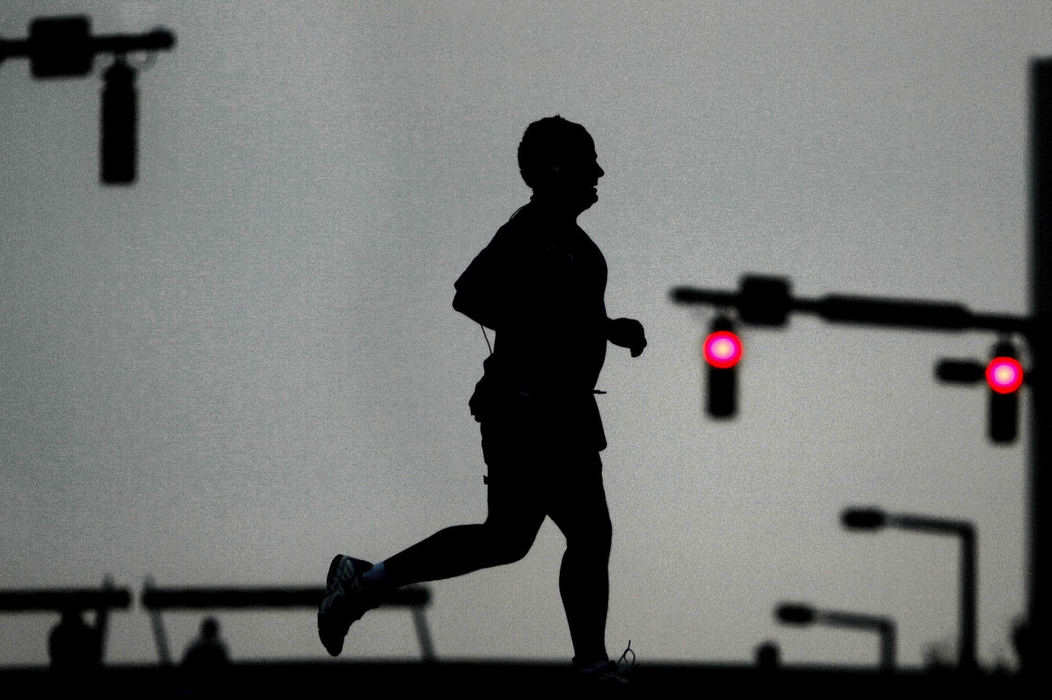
[960,526,977,672]
[1029,58,1052,677]
[879,621,896,673]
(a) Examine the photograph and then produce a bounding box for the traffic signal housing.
[100,58,137,184]
[987,342,1023,444]
[1,16,175,185]
[703,316,743,418]
[935,339,1025,445]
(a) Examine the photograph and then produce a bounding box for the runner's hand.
[607,317,646,357]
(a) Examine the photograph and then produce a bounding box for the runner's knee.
[481,519,538,565]
[565,514,612,561]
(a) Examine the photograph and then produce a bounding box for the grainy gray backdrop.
[1,1,1045,669]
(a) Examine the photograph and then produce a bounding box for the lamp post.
[842,507,977,672]
[775,602,897,671]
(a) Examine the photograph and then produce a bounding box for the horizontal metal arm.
[0,29,175,60]
[671,278,1032,336]
[817,610,894,631]
[0,588,131,612]
[888,513,975,537]
[141,585,430,610]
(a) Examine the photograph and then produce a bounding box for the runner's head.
[518,116,604,214]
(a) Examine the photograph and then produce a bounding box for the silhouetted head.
[518,115,604,216]
[755,640,780,669]
[201,616,219,640]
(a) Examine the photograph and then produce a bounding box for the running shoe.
[576,641,635,685]
[317,554,377,656]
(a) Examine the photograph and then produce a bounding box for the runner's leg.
[546,450,612,667]
[376,419,546,589]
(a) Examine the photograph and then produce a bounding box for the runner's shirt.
[453,199,609,450]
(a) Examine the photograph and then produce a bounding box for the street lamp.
[841,506,977,672]
[775,602,896,671]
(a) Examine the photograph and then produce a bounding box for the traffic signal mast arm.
[671,276,1033,337]
[0,28,175,61]
[0,16,175,77]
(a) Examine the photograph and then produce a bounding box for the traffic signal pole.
[670,58,1051,676]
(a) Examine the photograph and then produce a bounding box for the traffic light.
[935,338,1027,445]
[1,16,174,185]
[100,58,137,184]
[703,316,742,418]
[987,341,1023,444]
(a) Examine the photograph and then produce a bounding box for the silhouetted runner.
[319,116,645,683]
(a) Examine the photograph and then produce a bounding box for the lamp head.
[842,507,887,530]
[776,603,816,625]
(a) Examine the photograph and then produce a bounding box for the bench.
[0,578,131,666]
[140,578,435,664]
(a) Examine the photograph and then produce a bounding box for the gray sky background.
[1,1,1048,669]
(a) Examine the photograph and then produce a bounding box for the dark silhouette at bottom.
[181,616,229,668]
[755,640,781,671]
[178,615,231,696]
[49,607,106,670]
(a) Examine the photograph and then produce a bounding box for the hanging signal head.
[703,315,741,418]
[987,340,1023,444]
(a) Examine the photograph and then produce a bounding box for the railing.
[140,578,435,664]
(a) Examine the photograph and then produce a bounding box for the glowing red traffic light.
[986,357,1023,394]
[703,330,743,369]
